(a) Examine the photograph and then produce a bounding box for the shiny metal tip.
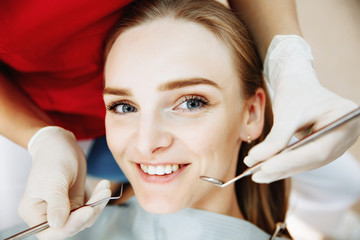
[199,176,224,186]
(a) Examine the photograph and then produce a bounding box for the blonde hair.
[105,0,291,237]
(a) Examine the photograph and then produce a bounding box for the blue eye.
[107,101,137,114]
[117,104,136,113]
[185,99,201,109]
[176,96,208,111]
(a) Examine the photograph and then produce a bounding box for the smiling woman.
[74,0,290,239]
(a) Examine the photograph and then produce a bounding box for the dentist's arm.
[228,0,360,183]
[0,65,109,238]
[0,64,52,147]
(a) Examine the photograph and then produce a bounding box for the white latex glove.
[35,179,111,240]
[18,126,92,235]
[245,35,360,183]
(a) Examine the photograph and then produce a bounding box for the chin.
[137,193,186,214]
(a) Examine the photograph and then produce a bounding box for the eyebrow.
[103,87,132,96]
[103,77,221,96]
[158,78,221,91]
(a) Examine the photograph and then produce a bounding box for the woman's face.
[104,18,247,215]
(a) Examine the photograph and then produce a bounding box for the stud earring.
[247,136,252,144]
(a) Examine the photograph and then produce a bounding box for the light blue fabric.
[0,197,288,240]
[67,197,287,240]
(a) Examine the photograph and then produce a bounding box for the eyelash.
[106,100,136,114]
[175,95,209,111]
[106,95,210,114]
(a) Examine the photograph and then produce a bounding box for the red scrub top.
[0,0,134,139]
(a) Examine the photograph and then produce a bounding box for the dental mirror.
[200,107,360,188]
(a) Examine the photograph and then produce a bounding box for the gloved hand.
[245,35,360,183]
[18,126,109,239]
[36,179,111,240]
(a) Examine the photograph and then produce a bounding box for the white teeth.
[172,164,179,172]
[140,164,148,172]
[156,166,165,175]
[147,165,156,175]
[140,164,181,175]
[165,164,172,174]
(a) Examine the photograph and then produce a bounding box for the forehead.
[105,18,238,90]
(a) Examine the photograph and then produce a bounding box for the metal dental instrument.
[200,107,360,188]
[5,183,123,240]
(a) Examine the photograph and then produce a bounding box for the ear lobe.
[240,88,266,141]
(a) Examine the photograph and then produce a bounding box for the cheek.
[176,115,242,158]
[105,117,131,161]
[196,117,242,178]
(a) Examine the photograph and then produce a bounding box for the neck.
[192,184,243,219]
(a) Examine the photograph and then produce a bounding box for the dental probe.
[4,184,123,240]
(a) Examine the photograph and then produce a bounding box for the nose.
[135,113,173,157]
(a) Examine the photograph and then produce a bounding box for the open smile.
[136,163,189,183]
[140,163,187,175]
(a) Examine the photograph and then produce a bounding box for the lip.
[136,163,189,184]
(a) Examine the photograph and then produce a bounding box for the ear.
[239,88,266,142]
